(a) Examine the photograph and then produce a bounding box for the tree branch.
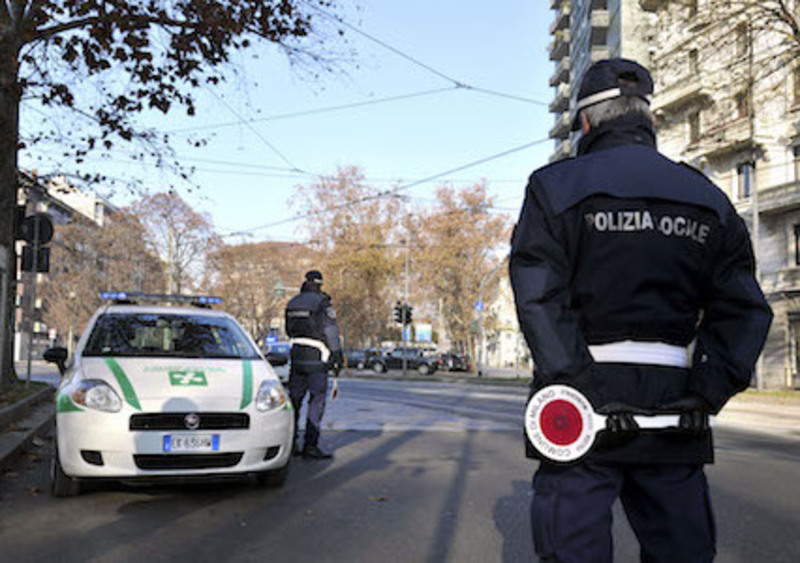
[32,13,195,44]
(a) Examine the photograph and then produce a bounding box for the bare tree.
[133,192,219,294]
[0,0,343,385]
[209,241,312,342]
[42,209,164,351]
[295,166,403,348]
[414,182,510,360]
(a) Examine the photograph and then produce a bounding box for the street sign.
[475,300,484,312]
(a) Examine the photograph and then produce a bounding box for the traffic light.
[405,305,413,325]
[394,301,403,324]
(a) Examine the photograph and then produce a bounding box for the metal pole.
[25,213,40,388]
[402,233,409,376]
[746,18,764,391]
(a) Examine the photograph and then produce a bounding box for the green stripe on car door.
[240,360,253,409]
[104,358,142,410]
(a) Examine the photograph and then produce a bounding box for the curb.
[0,387,56,473]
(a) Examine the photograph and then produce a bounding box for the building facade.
[14,173,115,362]
[547,0,800,389]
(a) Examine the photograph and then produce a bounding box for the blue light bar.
[99,292,223,306]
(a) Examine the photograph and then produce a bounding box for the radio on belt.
[524,385,683,463]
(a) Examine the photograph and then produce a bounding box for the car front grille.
[129,412,250,431]
[133,453,244,470]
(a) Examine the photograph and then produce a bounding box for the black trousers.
[288,367,329,448]
[531,462,716,563]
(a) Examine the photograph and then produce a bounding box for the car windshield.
[82,313,260,359]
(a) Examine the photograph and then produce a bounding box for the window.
[736,23,749,57]
[689,111,701,144]
[795,66,800,105]
[735,91,750,119]
[794,145,800,181]
[737,162,755,199]
[794,225,800,266]
[689,49,699,75]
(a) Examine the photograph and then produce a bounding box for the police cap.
[305,270,323,285]
[571,58,654,130]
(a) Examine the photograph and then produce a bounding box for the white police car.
[44,292,294,496]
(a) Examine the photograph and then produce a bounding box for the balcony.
[755,180,800,216]
[640,0,665,10]
[549,56,571,87]
[758,267,800,296]
[549,83,570,113]
[590,45,611,62]
[697,117,751,159]
[549,29,571,61]
[549,139,573,162]
[652,81,709,113]
[549,112,571,140]
[550,2,570,33]
[591,9,610,29]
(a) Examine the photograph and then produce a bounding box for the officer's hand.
[596,402,648,434]
[658,394,712,433]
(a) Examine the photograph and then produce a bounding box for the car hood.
[77,357,276,410]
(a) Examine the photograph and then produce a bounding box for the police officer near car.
[285,270,344,460]
[510,58,773,562]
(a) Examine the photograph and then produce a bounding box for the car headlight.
[255,380,289,412]
[71,379,122,412]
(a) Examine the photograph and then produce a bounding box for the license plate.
[163,434,220,452]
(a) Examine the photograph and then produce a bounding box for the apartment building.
[14,172,116,362]
[548,0,654,160]
[546,0,800,389]
[648,1,800,389]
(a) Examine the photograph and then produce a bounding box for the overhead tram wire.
[204,87,304,173]
[299,0,549,106]
[225,136,550,236]
[167,87,461,135]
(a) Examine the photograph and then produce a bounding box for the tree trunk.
[0,32,21,387]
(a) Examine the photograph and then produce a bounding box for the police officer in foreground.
[510,59,772,562]
[285,270,343,460]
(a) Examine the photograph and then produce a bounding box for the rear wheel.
[51,441,81,497]
[372,362,386,374]
[417,364,430,375]
[256,462,290,488]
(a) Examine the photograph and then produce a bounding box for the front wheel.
[417,364,430,376]
[51,441,81,497]
[372,362,386,374]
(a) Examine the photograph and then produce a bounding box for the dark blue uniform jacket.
[510,115,773,464]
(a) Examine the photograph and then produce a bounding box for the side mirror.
[265,352,289,367]
[43,346,68,375]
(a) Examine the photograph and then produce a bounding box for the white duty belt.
[290,338,331,363]
[588,340,691,368]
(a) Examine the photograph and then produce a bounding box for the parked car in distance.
[345,348,383,370]
[438,352,472,372]
[368,347,439,375]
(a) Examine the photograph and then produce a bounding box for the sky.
[23,0,555,244]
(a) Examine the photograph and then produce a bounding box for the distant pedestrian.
[510,58,772,562]
[285,270,343,459]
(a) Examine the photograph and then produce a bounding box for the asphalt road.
[1,379,799,562]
